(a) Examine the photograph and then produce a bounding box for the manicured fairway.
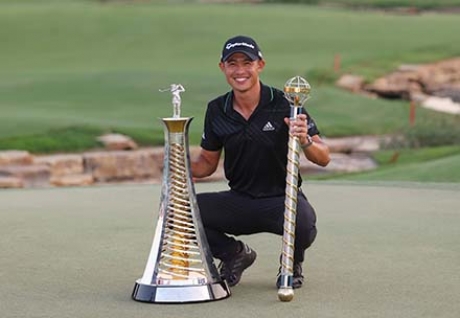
[1,2,460,146]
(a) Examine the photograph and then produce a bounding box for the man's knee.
[296,224,317,249]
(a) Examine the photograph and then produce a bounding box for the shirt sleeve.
[303,109,321,136]
[200,104,223,151]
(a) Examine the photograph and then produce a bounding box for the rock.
[363,57,460,102]
[365,71,421,99]
[432,86,460,103]
[0,164,50,187]
[417,58,460,94]
[323,136,384,153]
[0,150,33,166]
[0,176,24,188]
[83,148,163,182]
[336,74,365,92]
[421,96,460,115]
[50,174,94,187]
[96,133,138,151]
[300,153,377,175]
[34,154,84,177]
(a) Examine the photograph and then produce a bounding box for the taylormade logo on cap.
[221,35,263,62]
[225,42,255,50]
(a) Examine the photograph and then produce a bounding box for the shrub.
[384,115,460,149]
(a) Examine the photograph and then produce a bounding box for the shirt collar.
[258,82,274,107]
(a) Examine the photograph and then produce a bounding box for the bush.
[384,116,460,149]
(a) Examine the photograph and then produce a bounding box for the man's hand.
[284,113,309,146]
[284,114,330,167]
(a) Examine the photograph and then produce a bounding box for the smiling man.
[191,35,330,289]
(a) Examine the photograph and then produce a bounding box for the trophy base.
[131,279,231,303]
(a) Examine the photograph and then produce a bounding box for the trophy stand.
[132,84,231,303]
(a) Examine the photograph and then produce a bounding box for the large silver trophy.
[278,76,311,302]
[132,84,231,303]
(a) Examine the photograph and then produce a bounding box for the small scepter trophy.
[278,76,311,302]
[131,84,230,304]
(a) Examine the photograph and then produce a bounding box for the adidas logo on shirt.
[262,121,275,131]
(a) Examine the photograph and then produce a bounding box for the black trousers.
[197,189,317,264]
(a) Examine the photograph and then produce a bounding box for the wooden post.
[389,151,400,164]
[333,54,341,73]
[409,101,416,126]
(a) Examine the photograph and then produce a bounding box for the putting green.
[1,181,459,318]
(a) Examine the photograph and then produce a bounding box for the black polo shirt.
[201,83,320,198]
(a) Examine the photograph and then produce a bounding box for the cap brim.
[222,50,259,62]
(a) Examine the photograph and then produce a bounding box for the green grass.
[340,154,460,182]
[0,126,163,154]
[1,1,460,182]
[309,146,460,182]
[320,0,460,9]
[0,126,103,154]
[374,146,460,166]
[1,2,459,141]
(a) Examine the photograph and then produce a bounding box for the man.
[191,35,330,288]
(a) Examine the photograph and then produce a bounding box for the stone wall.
[0,147,225,189]
[0,137,380,189]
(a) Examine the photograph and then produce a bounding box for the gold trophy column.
[278,76,311,302]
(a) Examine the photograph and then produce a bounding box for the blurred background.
[1,0,459,183]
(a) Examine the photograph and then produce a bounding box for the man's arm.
[191,148,222,178]
[301,134,330,167]
[285,114,331,167]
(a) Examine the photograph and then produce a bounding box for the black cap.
[220,35,263,62]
